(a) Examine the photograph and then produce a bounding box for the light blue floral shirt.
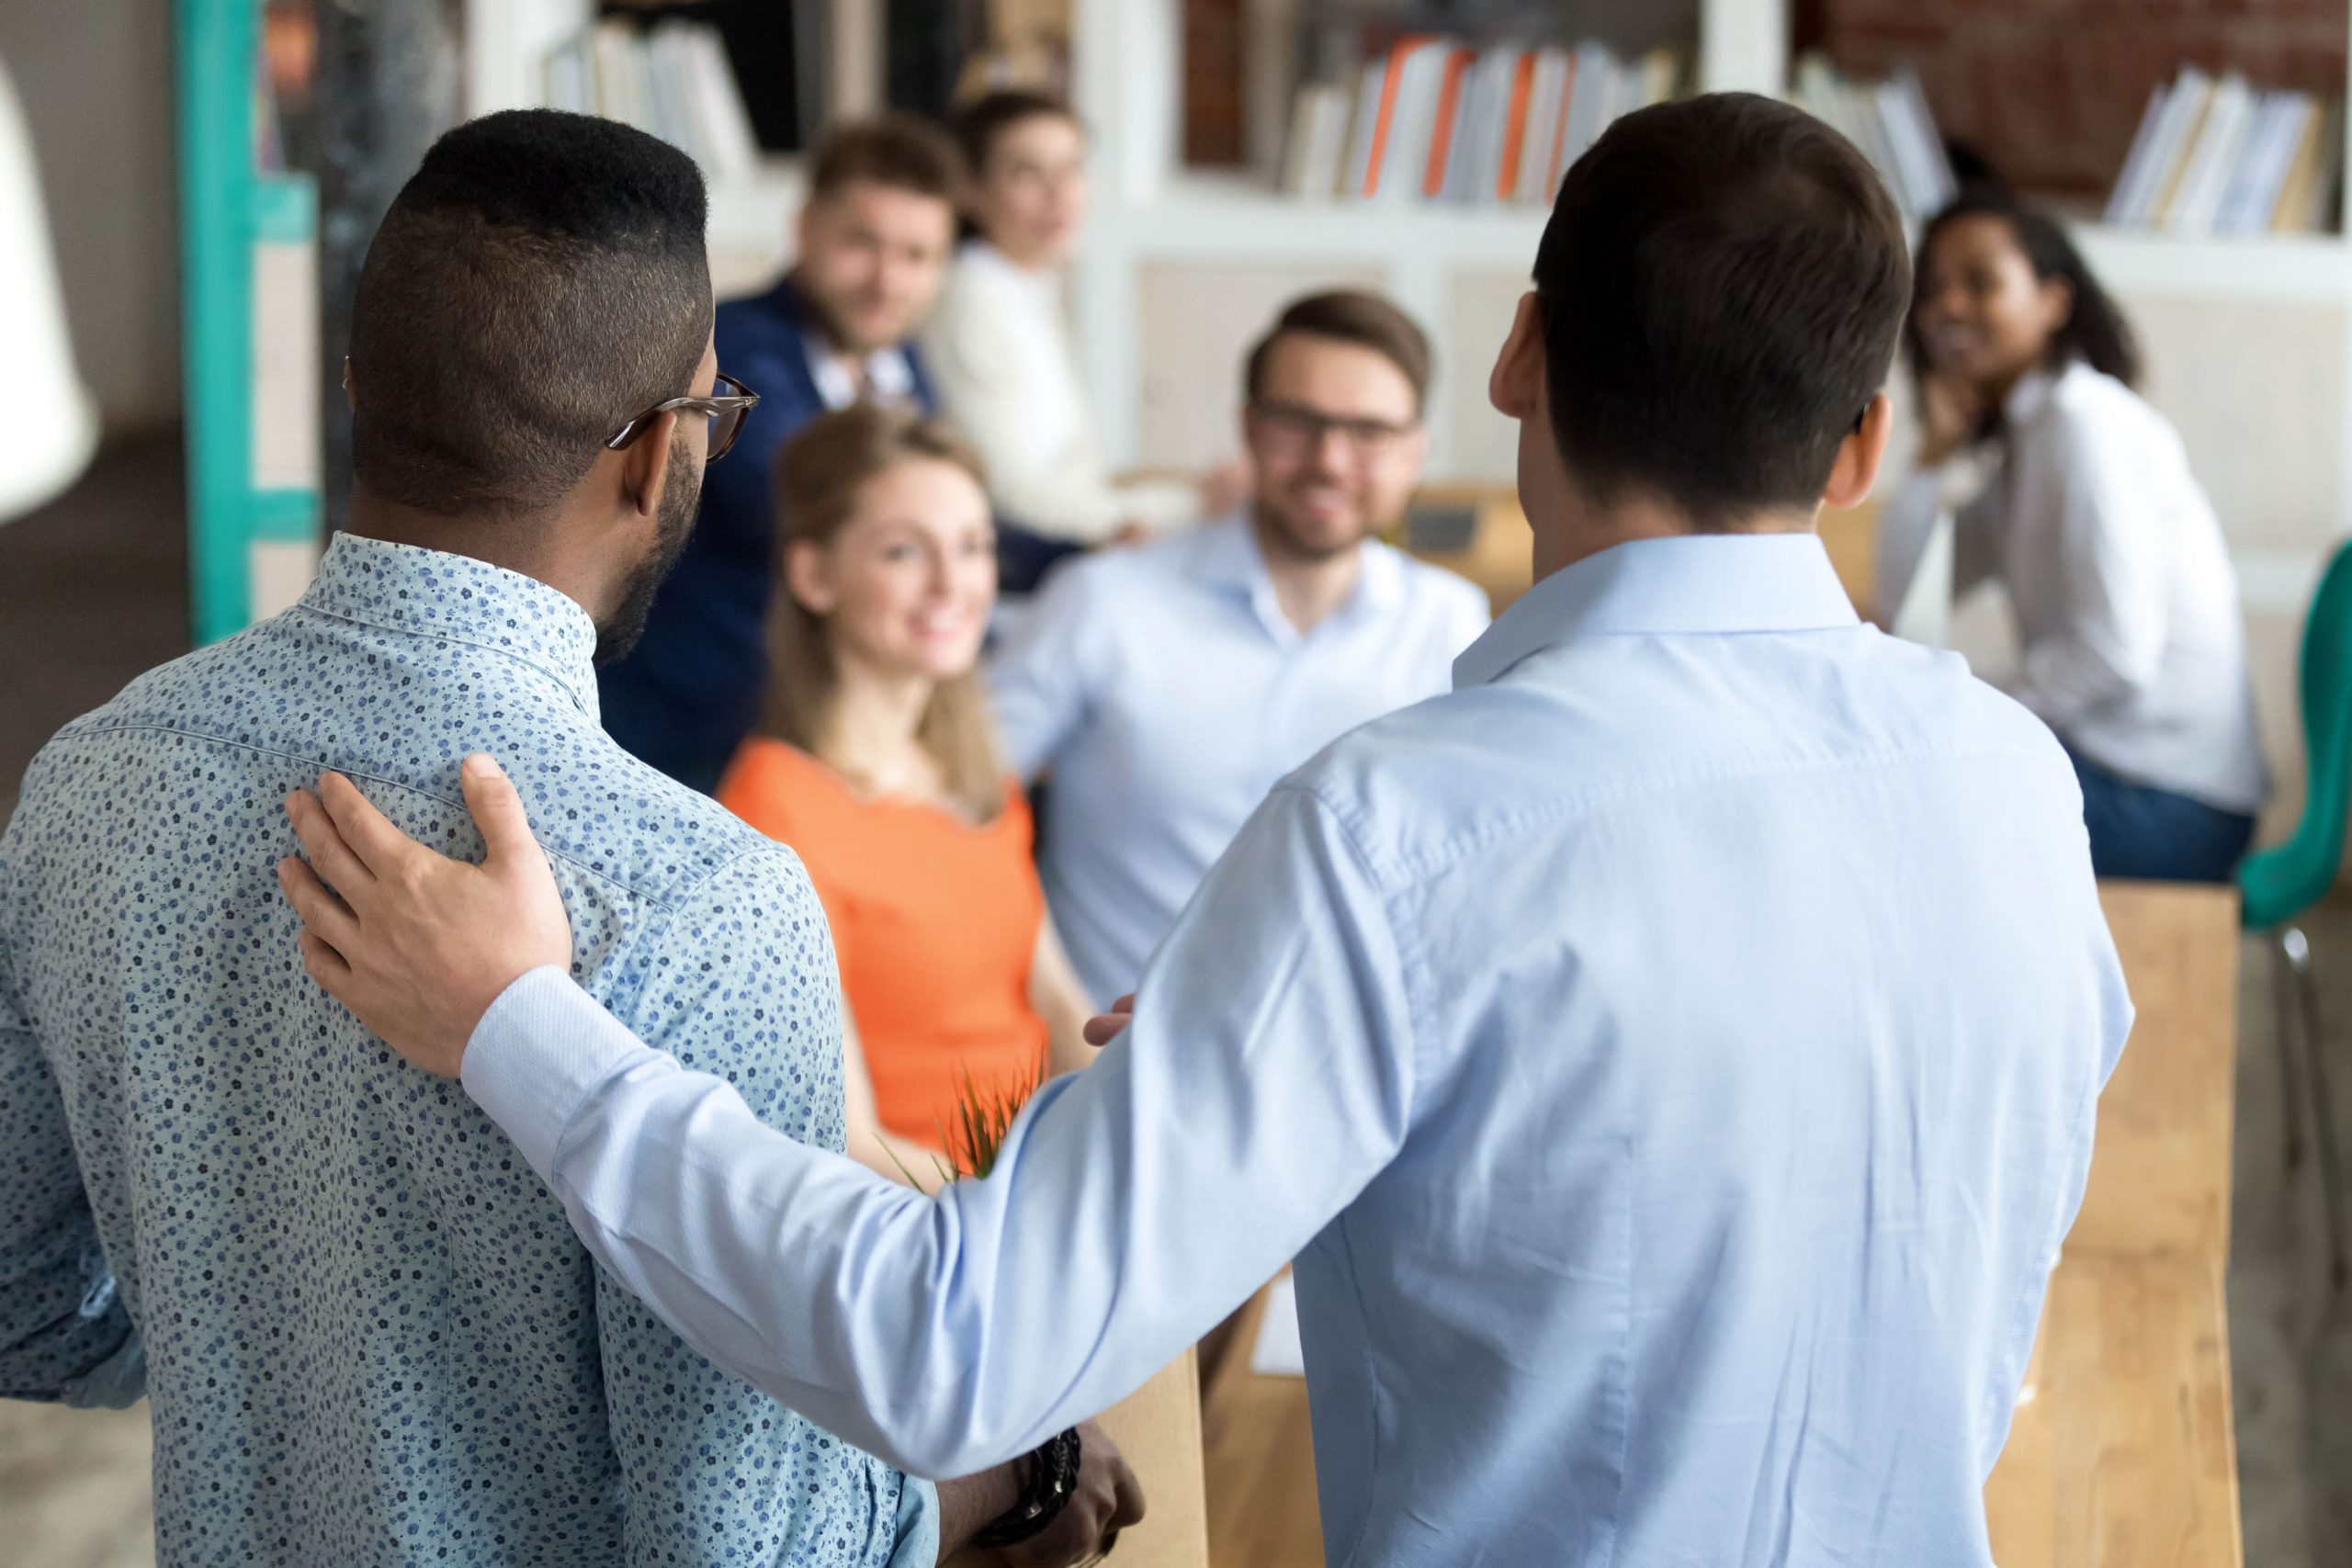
[0,534,936,1567]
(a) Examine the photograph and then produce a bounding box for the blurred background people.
[1875,190,2268,883]
[989,289,1487,1006]
[922,90,1249,592]
[600,115,961,793]
[718,404,1094,1184]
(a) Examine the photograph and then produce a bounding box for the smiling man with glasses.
[988,289,1491,1008]
[0,108,1103,1568]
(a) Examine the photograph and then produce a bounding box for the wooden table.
[1200,882,2245,1568]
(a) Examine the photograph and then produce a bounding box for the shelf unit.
[461,0,828,297]
[1068,0,2352,553]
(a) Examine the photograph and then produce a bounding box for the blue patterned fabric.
[0,534,933,1567]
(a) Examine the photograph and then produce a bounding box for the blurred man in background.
[988,290,1489,1004]
[600,114,961,792]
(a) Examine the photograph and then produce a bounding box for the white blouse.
[920,242,1197,544]
[1876,359,2268,816]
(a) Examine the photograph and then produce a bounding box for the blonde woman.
[718,403,1094,1184]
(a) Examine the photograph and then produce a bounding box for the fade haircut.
[807,113,963,205]
[1244,290,1433,415]
[348,109,712,519]
[1532,93,1909,526]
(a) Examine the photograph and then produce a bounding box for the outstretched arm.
[279,755,1417,1479]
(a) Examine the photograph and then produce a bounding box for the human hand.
[1917,372,1985,468]
[1080,994,1136,1049]
[275,754,571,1076]
[997,1419,1146,1568]
[1107,522,1154,549]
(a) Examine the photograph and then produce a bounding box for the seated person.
[1876,188,2267,882]
[601,115,961,792]
[988,289,1489,1005]
[719,405,1095,1183]
[922,91,1247,588]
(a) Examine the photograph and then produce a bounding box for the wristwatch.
[969,1427,1083,1549]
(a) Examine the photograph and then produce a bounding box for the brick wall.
[1818,0,2348,198]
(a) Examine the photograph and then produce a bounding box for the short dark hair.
[1532,93,1909,526]
[1907,186,2143,391]
[348,109,712,519]
[1244,291,1433,414]
[807,113,963,206]
[953,89,1081,176]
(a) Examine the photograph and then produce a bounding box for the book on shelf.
[1281,35,1681,208]
[2105,67,2342,236]
[1790,55,1956,221]
[543,19,761,184]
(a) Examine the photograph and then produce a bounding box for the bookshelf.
[1067,0,2352,534]
[461,0,813,296]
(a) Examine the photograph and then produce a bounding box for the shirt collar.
[1454,532,1860,690]
[297,534,603,719]
[803,331,917,412]
[2002,362,2065,426]
[1189,513,1407,636]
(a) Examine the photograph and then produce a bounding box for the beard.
[594,434,702,667]
[1257,486,1382,566]
[799,283,895,357]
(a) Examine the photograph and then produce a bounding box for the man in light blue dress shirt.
[0,112,1103,1565]
[989,289,1489,1004]
[280,96,2132,1564]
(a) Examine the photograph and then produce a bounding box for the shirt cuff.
[459,965,654,1184]
[887,1475,942,1568]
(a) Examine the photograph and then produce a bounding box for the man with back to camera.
[988,288,1490,1005]
[0,109,1135,1566]
[600,114,961,794]
[280,96,2132,1565]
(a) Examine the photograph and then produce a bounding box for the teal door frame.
[177,0,320,644]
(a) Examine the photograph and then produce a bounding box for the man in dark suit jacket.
[600,117,959,791]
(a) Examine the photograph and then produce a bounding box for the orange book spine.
[1424,46,1475,197]
[1362,39,1416,197]
[1542,55,1580,197]
[1496,51,1537,200]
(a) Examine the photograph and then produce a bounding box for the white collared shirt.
[803,330,917,412]
[458,531,2129,1566]
[987,513,1490,1002]
[1876,359,2268,814]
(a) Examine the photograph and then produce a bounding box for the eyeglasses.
[605,371,761,461]
[1250,399,1419,461]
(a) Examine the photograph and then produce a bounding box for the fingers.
[298,931,351,986]
[277,855,361,954]
[1082,996,1138,1047]
[1108,1456,1147,1529]
[459,753,538,870]
[316,771,416,881]
[286,789,375,898]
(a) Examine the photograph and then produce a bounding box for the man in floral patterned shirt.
[0,110,1131,1566]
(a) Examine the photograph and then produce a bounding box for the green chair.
[2238,538,2352,1287]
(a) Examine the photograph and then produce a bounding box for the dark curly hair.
[1905,186,2143,398]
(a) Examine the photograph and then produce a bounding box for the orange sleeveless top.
[717,738,1049,1144]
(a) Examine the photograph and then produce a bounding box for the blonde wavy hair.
[761,403,1006,823]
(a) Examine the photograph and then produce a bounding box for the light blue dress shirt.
[989,513,1489,1002]
[0,535,934,1566]
[459,532,2131,1565]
